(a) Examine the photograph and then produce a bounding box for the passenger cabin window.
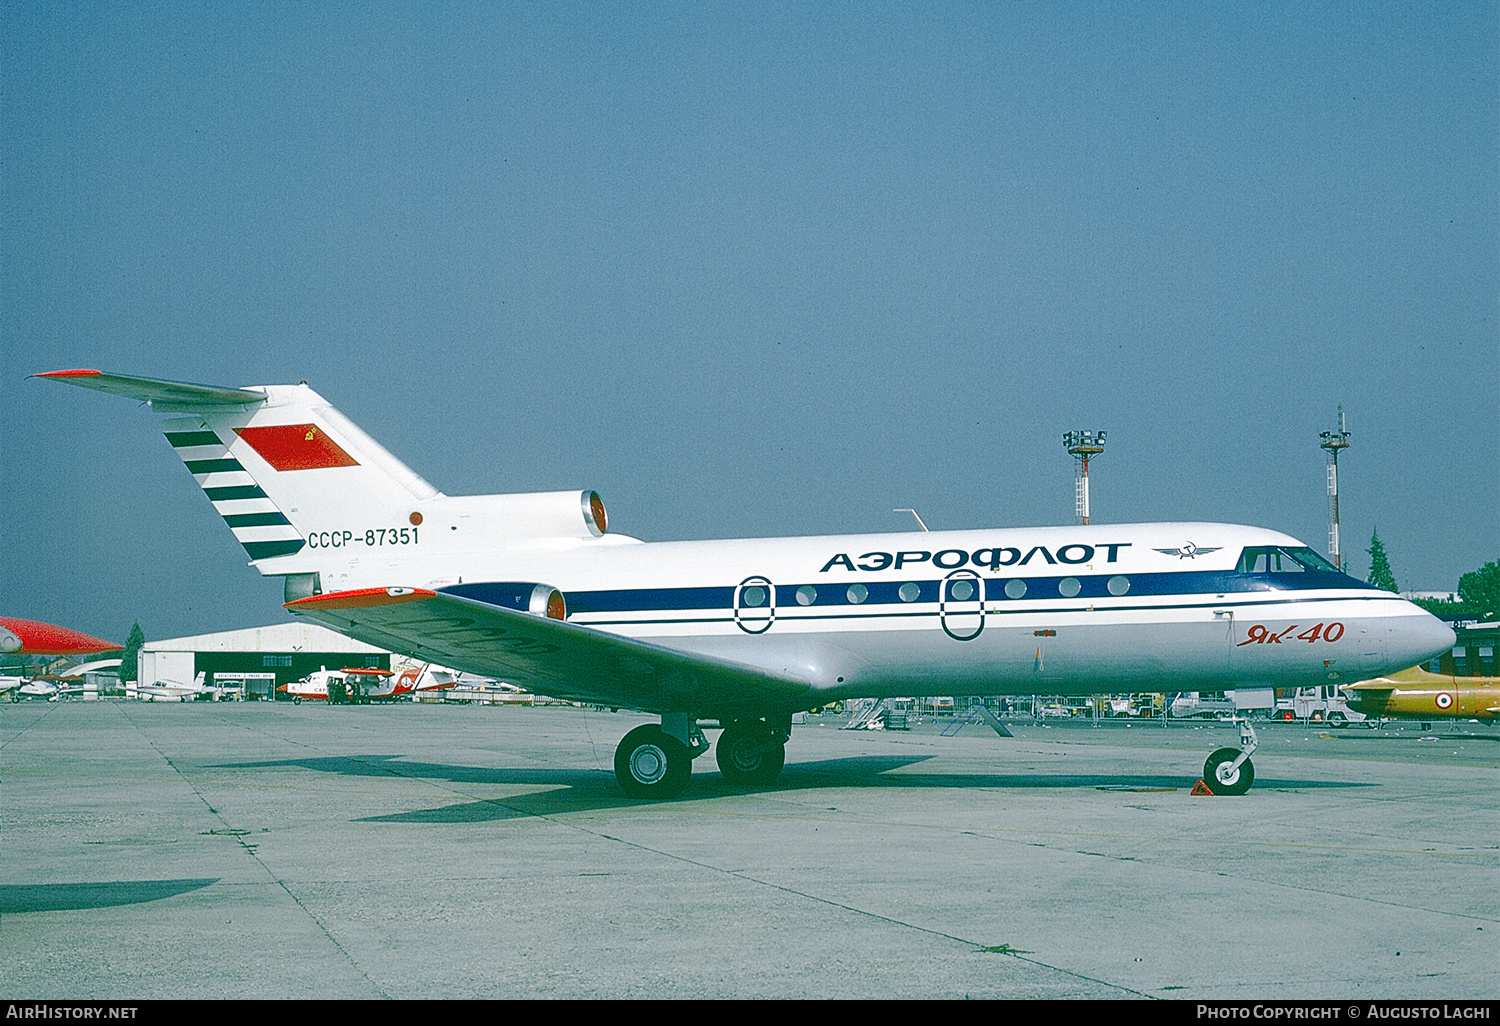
[1236,546,1339,574]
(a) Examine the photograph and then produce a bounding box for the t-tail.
[34,370,617,598]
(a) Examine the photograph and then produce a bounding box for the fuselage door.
[940,569,985,641]
[734,576,775,634]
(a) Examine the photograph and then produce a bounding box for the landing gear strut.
[1202,717,1259,796]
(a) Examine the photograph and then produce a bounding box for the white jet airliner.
[36,370,1455,797]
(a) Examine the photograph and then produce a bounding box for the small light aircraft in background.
[136,672,223,702]
[3,676,85,702]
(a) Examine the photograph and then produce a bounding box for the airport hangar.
[137,622,389,700]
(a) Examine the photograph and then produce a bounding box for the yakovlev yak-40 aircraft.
[37,370,1455,797]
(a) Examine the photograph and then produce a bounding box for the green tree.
[118,621,144,683]
[1366,528,1398,593]
[1458,560,1500,622]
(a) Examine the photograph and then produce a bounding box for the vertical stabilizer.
[158,383,442,564]
[36,372,441,567]
[37,370,618,590]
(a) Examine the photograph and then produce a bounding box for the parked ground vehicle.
[1274,686,1370,726]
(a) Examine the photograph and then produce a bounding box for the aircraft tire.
[1203,747,1254,796]
[293,696,301,705]
[716,723,786,785]
[615,725,691,799]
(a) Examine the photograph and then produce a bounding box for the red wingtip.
[0,618,123,655]
[285,587,435,611]
[34,369,102,379]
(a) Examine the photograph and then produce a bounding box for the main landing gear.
[612,714,791,799]
[614,714,707,799]
[715,718,790,785]
[1202,717,1259,796]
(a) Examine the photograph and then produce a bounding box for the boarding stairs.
[842,698,892,730]
[940,702,1014,738]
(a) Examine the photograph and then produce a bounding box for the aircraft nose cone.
[1394,609,1456,667]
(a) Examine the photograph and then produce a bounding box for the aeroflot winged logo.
[234,424,359,471]
[1152,542,1221,559]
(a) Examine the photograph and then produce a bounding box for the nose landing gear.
[1202,717,1259,796]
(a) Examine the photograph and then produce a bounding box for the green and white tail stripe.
[162,417,305,560]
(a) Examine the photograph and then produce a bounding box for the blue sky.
[3,2,1495,644]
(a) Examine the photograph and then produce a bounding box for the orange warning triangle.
[1191,780,1215,795]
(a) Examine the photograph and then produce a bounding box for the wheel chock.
[1191,779,1215,795]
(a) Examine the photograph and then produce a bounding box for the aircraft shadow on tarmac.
[213,753,1376,822]
[1,878,219,914]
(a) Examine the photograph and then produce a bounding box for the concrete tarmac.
[2,701,1496,1000]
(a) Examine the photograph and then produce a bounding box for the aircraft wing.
[285,587,816,716]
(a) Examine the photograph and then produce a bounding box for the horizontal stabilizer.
[286,587,814,716]
[34,370,267,411]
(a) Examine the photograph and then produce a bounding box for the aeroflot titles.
[819,543,1132,574]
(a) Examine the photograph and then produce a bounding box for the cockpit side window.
[1281,547,1339,573]
[1237,546,1340,574]
[1237,548,1270,573]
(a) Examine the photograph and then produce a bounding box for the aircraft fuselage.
[294,522,1451,719]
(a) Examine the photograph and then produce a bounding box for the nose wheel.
[1201,717,1259,796]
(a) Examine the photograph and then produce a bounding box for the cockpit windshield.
[1236,546,1341,574]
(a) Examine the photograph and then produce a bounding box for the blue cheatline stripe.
[165,430,224,448]
[205,484,269,501]
[575,593,1387,627]
[565,585,734,614]
[185,458,245,474]
[558,570,1377,616]
[223,512,292,528]
[242,539,305,559]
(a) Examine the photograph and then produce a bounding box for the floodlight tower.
[1063,430,1107,525]
[1319,406,1351,571]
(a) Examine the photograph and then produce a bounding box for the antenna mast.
[1319,407,1351,571]
[1063,430,1107,525]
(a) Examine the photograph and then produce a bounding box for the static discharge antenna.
[1062,430,1106,525]
[1319,406,1351,571]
